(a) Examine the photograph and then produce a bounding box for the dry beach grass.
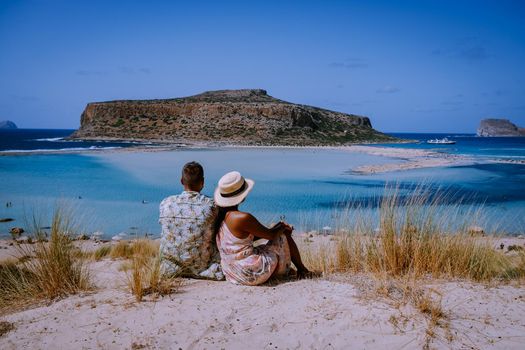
[90,239,180,301]
[303,185,523,282]
[0,210,91,313]
[298,185,525,347]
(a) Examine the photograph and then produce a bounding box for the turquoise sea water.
[383,133,525,160]
[1,130,524,237]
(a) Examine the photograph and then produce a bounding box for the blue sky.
[0,0,524,132]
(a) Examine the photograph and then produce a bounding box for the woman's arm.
[226,212,290,240]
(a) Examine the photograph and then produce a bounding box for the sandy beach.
[1,260,524,349]
[0,262,525,349]
[1,236,524,349]
[345,146,472,174]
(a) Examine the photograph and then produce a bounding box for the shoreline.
[2,141,524,175]
[347,145,476,174]
[2,234,524,262]
[0,133,413,156]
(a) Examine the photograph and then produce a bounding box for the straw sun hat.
[214,171,254,207]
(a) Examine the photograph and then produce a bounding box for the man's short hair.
[182,161,204,187]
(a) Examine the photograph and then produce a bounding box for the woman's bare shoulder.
[225,211,255,223]
[223,211,257,239]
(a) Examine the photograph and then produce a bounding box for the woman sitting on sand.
[214,171,311,286]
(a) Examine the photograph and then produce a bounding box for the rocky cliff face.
[0,120,17,129]
[477,118,525,137]
[70,89,394,145]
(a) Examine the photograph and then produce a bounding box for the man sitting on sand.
[159,161,224,280]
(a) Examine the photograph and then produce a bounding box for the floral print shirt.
[159,191,223,280]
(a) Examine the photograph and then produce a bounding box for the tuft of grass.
[92,238,175,301]
[130,256,145,301]
[0,209,91,313]
[128,254,182,302]
[415,289,445,323]
[0,321,15,337]
[405,284,449,348]
[110,241,134,260]
[92,245,111,261]
[86,238,170,301]
[0,260,36,312]
[107,239,159,260]
[503,250,525,279]
[131,239,159,259]
[303,184,523,282]
[302,242,336,276]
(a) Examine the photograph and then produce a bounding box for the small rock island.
[0,120,18,129]
[477,118,525,137]
[70,89,395,146]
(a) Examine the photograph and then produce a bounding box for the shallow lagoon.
[1,148,524,237]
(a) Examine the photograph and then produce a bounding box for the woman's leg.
[283,234,310,275]
[268,233,291,277]
[266,233,313,279]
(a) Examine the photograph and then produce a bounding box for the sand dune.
[1,257,524,349]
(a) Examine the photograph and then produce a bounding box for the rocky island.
[70,89,395,146]
[477,118,525,137]
[0,120,17,129]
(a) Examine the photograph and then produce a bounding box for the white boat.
[426,137,456,144]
